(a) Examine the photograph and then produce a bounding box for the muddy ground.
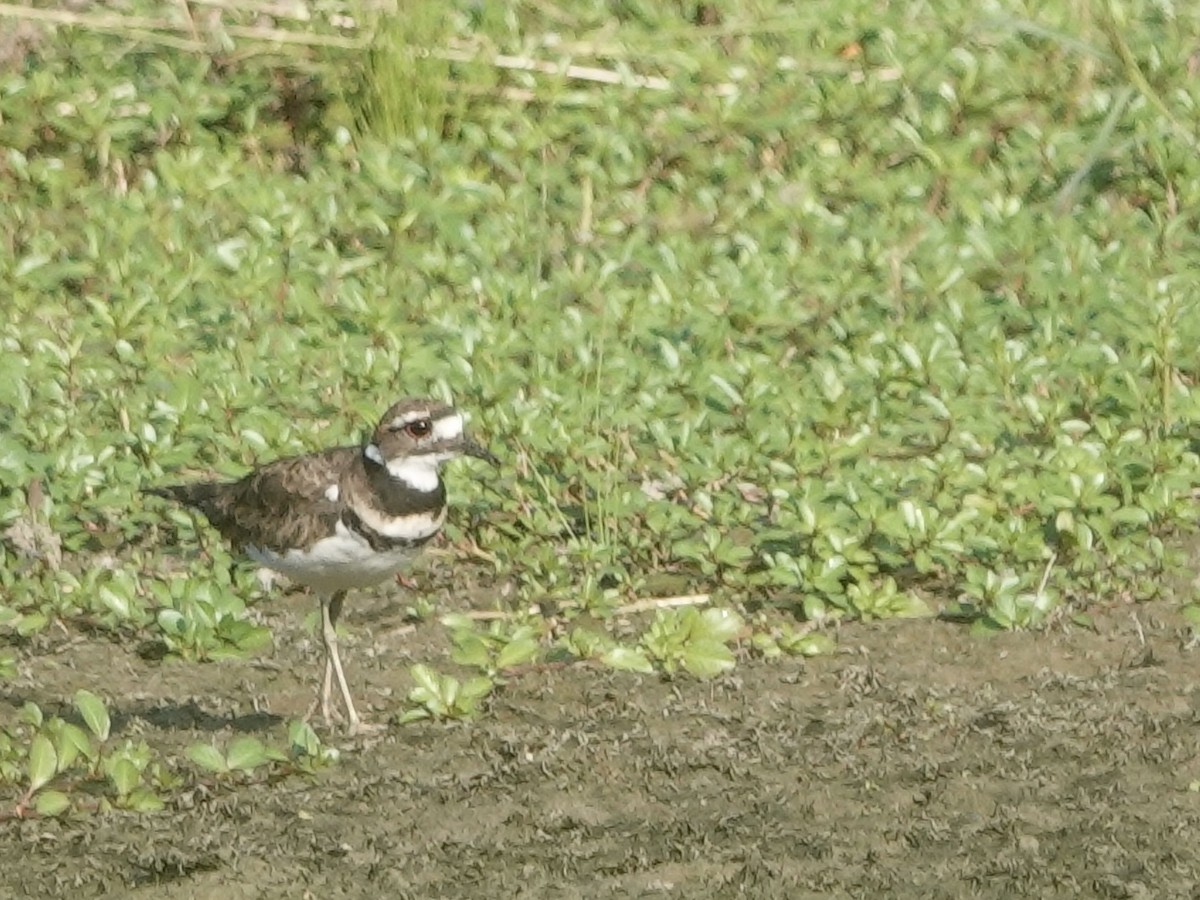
[3,582,1200,899]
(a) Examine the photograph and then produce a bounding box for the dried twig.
[185,0,314,21]
[1036,551,1057,598]
[615,593,711,615]
[0,3,364,50]
[1130,611,1146,647]
[435,45,677,92]
[377,623,417,643]
[0,3,894,99]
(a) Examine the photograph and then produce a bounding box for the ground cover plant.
[2,0,1200,894]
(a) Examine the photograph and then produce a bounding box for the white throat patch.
[385,454,441,492]
[365,442,440,491]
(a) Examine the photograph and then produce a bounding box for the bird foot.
[345,719,388,738]
[303,696,387,737]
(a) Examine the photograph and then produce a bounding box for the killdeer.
[146,397,497,735]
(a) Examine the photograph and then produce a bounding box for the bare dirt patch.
[4,591,1200,899]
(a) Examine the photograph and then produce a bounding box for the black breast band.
[342,508,441,552]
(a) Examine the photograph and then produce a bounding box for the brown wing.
[149,446,359,553]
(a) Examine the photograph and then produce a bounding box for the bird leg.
[319,591,364,735]
[318,643,336,725]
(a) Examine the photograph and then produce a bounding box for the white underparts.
[246,507,444,592]
[354,503,446,542]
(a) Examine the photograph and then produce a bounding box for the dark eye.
[405,418,433,438]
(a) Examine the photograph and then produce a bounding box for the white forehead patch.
[433,413,463,442]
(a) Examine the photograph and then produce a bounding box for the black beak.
[463,436,500,467]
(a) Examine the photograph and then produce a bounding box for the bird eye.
[405,418,433,438]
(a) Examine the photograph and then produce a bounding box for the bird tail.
[143,482,226,519]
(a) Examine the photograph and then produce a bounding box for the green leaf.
[450,633,492,669]
[21,701,43,728]
[97,586,131,619]
[751,632,782,659]
[74,689,111,742]
[225,736,270,772]
[892,593,933,619]
[969,618,1004,638]
[1110,506,1151,526]
[564,627,608,658]
[54,723,94,770]
[696,607,744,643]
[783,632,837,657]
[600,646,655,673]
[156,608,187,635]
[287,720,321,757]
[801,596,828,620]
[439,613,476,631]
[232,624,273,651]
[495,637,539,671]
[441,676,460,709]
[125,788,165,813]
[680,639,736,678]
[409,664,441,696]
[459,676,495,703]
[107,757,140,797]
[34,790,71,817]
[17,612,48,637]
[186,743,228,774]
[27,735,57,793]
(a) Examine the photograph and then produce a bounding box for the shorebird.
[146,397,497,735]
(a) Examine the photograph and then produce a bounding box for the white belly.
[247,521,419,593]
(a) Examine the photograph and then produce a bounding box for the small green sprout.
[639,607,746,678]
[398,664,494,723]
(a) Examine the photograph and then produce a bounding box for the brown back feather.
[146,447,357,552]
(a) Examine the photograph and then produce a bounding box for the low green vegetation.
[1,691,335,819]
[3,0,1200,816]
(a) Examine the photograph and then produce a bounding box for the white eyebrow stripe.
[390,407,439,430]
